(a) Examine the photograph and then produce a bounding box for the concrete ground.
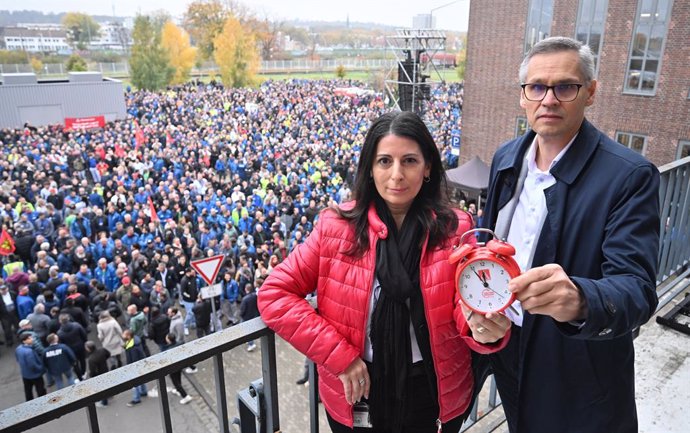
[0,292,688,433]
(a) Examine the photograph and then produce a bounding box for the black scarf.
[369,198,424,432]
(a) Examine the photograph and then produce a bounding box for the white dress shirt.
[505,135,576,326]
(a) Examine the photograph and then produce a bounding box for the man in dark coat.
[239,283,259,352]
[85,340,110,407]
[42,333,76,389]
[0,284,19,345]
[15,332,46,401]
[147,306,171,352]
[57,314,88,380]
[122,329,148,406]
[192,295,211,339]
[482,37,659,433]
[179,269,198,334]
[60,297,89,330]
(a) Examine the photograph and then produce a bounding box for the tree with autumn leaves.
[213,16,259,88]
[183,0,261,87]
[182,0,228,61]
[129,0,262,90]
[62,12,100,50]
[161,22,197,85]
[130,15,197,89]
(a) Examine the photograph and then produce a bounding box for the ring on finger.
[358,378,366,385]
[476,325,486,334]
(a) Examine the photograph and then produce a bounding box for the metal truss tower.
[384,29,447,114]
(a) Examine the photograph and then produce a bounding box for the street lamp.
[429,0,461,29]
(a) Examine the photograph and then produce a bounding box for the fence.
[0,59,398,80]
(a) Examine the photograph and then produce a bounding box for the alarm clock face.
[458,260,513,313]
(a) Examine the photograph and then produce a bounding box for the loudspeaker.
[398,60,416,112]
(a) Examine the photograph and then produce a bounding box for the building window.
[616,131,648,155]
[575,0,608,76]
[525,0,554,54]
[624,0,673,94]
[516,117,529,137]
[677,140,690,160]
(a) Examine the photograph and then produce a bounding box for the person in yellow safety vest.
[2,257,25,279]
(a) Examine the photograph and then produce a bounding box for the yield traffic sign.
[190,254,225,286]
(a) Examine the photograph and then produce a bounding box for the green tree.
[335,64,346,79]
[213,16,259,88]
[0,50,29,64]
[66,54,87,71]
[62,12,100,50]
[183,0,228,61]
[129,15,173,90]
[161,21,197,85]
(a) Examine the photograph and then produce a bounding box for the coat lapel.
[520,119,602,363]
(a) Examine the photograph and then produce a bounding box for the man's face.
[520,50,596,145]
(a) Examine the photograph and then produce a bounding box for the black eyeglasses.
[521,83,584,102]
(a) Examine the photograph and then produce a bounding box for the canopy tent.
[445,155,490,208]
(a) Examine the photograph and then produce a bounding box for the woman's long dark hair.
[337,111,458,256]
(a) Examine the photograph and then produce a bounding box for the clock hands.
[471,267,506,301]
[472,268,486,284]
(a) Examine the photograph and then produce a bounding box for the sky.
[5,0,470,32]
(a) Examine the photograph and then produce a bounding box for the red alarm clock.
[449,229,521,315]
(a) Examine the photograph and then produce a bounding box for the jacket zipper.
[418,234,445,427]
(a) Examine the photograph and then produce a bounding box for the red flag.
[148,197,159,222]
[166,131,174,145]
[135,126,145,149]
[0,229,16,256]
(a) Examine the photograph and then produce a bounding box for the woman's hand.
[338,357,370,405]
[461,305,511,344]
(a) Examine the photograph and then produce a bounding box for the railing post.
[157,376,174,433]
[215,353,231,433]
[261,333,280,432]
[308,360,319,433]
[86,403,100,433]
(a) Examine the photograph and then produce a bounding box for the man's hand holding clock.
[508,263,588,323]
[450,229,521,344]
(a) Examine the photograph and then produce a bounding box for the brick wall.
[462,0,690,166]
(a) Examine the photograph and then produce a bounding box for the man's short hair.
[519,36,595,84]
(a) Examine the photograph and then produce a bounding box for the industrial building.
[0,71,126,129]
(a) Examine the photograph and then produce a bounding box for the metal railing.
[0,157,688,433]
[655,155,690,310]
[0,318,279,433]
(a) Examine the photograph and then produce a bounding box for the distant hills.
[0,10,126,26]
[0,9,457,33]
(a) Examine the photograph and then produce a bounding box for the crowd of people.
[0,78,466,403]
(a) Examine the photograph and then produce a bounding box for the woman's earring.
[423,176,431,183]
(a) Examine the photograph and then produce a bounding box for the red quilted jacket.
[258,203,509,427]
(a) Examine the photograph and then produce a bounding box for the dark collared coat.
[482,119,659,433]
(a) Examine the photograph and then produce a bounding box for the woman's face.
[372,134,429,217]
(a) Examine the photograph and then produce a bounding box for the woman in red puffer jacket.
[259,111,511,433]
